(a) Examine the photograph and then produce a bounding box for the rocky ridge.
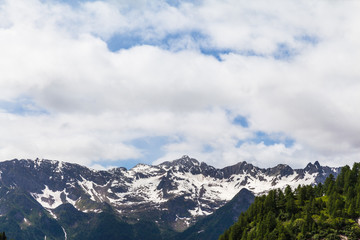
[0,156,340,232]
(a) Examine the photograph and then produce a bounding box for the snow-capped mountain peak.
[0,157,341,232]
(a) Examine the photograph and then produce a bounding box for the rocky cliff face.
[0,156,340,235]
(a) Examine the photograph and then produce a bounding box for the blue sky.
[0,0,359,169]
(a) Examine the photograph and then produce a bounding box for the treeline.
[219,163,360,240]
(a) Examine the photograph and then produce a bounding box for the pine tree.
[324,174,335,195]
[285,193,296,217]
[219,163,360,240]
[347,199,356,218]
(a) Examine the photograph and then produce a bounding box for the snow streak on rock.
[0,156,340,230]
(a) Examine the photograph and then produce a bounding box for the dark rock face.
[176,188,255,240]
[265,164,294,177]
[222,161,257,178]
[158,155,224,178]
[304,161,321,174]
[159,155,199,171]
[0,156,341,239]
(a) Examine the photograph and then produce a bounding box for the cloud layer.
[0,0,359,169]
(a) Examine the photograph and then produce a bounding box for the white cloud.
[0,0,359,169]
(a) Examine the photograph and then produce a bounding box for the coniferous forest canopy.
[219,163,360,240]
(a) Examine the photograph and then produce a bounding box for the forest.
[219,163,360,240]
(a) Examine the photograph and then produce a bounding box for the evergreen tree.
[220,162,360,240]
[324,174,335,195]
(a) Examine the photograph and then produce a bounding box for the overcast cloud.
[0,0,359,169]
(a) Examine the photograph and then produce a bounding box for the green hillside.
[219,163,360,240]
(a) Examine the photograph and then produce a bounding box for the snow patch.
[55,161,64,173]
[83,209,103,213]
[62,227,67,240]
[31,185,63,209]
[127,176,166,204]
[23,218,31,226]
[77,176,105,202]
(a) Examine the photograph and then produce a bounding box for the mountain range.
[0,156,340,239]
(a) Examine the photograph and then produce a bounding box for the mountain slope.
[220,163,360,240]
[0,156,340,239]
[0,186,64,240]
[176,188,255,240]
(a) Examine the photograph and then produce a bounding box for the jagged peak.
[305,161,321,169]
[303,161,323,174]
[10,158,57,166]
[130,163,155,172]
[31,158,63,167]
[270,163,292,170]
[221,161,256,178]
[108,166,128,173]
[223,161,253,170]
[158,155,200,168]
[2,157,337,182]
[132,163,150,168]
[265,164,294,177]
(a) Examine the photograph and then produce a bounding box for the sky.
[0,0,359,170]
